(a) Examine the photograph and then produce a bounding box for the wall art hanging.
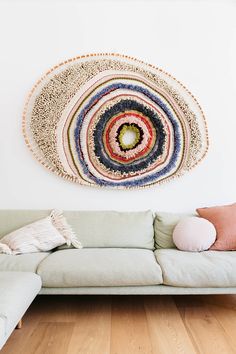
[23,53,208,189]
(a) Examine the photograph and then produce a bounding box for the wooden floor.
[2,294,236,354]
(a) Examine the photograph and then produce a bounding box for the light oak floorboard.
[110,296,152,354]
[2,295,236,354]
[21,322,74,354]
[145,296,197,354]
[175,296,236,354]
[67,297,111,354]
[200,295,236,351]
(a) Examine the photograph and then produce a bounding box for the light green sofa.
[1,209,236,294]
[0,271,41,349]
[1,209,236,348]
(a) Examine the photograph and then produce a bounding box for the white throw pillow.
[0,209,82,255]
[173,216,216,252]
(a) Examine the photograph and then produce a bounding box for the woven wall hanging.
[23,53,208,189]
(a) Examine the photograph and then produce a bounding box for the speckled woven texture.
[23,53,208,189]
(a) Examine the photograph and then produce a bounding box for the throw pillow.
[173,216,216,252]
[0,209,82,255]
[197,203,236,251]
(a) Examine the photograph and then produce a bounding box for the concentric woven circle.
[23,53,208,189]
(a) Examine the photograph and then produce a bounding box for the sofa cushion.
[155,249,236,287]
[172,216,216,252]
[154,212,195,249]
[197,203,236,251]
[0,272,41,349]
[0,252,50,272]
[37,249,163,287]
[0,210,154,249]
[0,210,81,255]
[0,210,50,238]
[63,210,154,249]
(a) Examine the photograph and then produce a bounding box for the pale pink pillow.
[173,216,216,252]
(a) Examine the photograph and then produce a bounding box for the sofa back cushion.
[0,210,154,249]
[64,210,154,249]
[154,212,195,249]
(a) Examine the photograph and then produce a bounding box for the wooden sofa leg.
[16,319,23,329]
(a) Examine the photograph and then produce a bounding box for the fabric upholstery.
[0,252,50,272]
[197,203,236,251]
[0,210,81,255]
[173,216,216,251]
[154,212,194,249]
[0,272,41,349]
[0,210,50,238]
[63,210,154,249]
[40,285,236,295]
[37,248,162,287]
[155,249,236,287]
[0,210,154,249]
[0,317,5,350]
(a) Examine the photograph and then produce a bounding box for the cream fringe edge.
[0,210,82,255]
[50,209,82,249]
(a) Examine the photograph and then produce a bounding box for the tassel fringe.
[0,242,13,255]
[50,209,83,249]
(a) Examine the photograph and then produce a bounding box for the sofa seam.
[35,253,52,275]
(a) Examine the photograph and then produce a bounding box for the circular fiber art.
[23,53,208,189]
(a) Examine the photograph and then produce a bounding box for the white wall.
[0,0,235,212]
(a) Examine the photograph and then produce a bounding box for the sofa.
[0,209,236,349]
[0,272,41,349]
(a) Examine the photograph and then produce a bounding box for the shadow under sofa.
[1,209,236,349]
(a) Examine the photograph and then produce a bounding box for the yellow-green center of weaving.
[118,124,140,150]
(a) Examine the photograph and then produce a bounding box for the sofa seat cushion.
[0,272,41,349]
[0,252,50,272]
[155,249,236,287]
[37,249,163,287]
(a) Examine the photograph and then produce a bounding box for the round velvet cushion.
[173,216,216,252]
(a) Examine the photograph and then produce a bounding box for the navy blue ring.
[74,83,182,187]
[93,99,165,173]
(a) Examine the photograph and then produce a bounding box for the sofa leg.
[16,319,22,329]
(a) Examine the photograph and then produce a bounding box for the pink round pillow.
[173,216,216,252]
